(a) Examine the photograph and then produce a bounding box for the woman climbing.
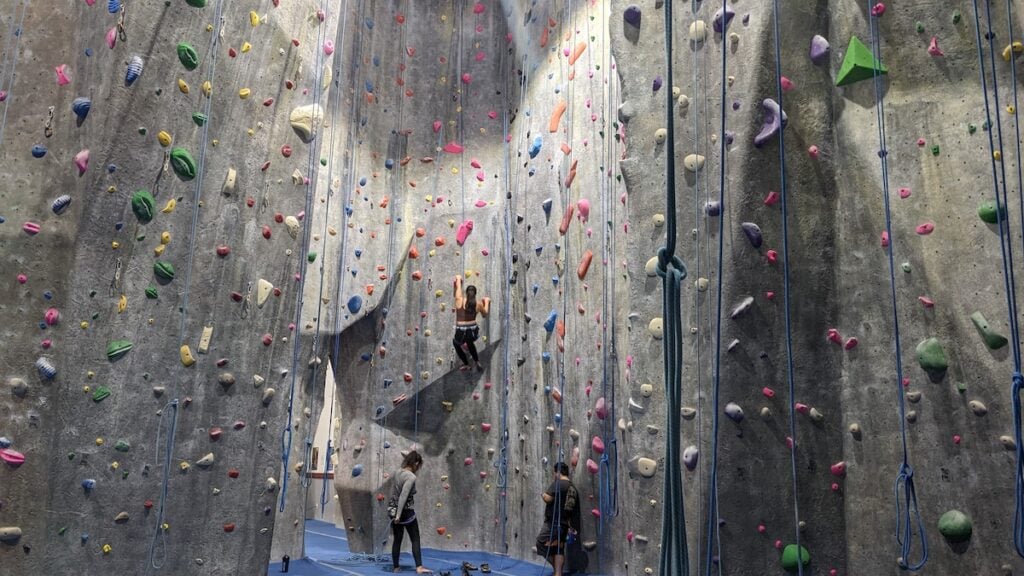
[389,451,431,574]
[453,275,490,371]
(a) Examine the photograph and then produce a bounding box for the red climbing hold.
[262,225,272,239]
[844,337,858,350]
[216,245,231,257]
[764,191,780,206]
[827,328,842,344]
[918,296,934,308]
[915,222,934,235]
[262,333,273,346]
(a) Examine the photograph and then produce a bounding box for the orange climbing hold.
[559,202,576,235]
[557,320,566,339]
[437,527,447,536]
[434,236,446,246]
[412,271,423,281]
[540,26,549,48]
[549,100,567,133]
[365,285,375,295]
[569,41,587,66]
[415,227,426,238]
[409,246,420,259]
[560,142,572,155]
[577,250,593,280]
[564,159,578,189]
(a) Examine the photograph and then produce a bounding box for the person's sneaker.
[461,561,478,571]
[479,563,491,573]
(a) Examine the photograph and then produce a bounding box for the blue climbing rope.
[0,0,28,149]
[658,1,690,575]
[770,0,804,572]
[867,8,928,570]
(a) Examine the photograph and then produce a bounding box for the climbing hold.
[754,99,787,148]
[938,510,972,543]
[968,400,988,416]
[36,357,57,380]
[970,311,1008,349]
[623,5,641,27]
[549,100,567,133]
[712,6,735,33]
[741,222,763,247]
[683,446,699,470]
[836,36,887,87]
[915,222,934,235]
[645,257,659,277]
[648,318,664,339]
[781,544,810,572]
[916,337,948,373]
[0,448,25,466]
[654,128,667,144]
[347,296,363,314]
[810,35,831,64]
[52,195,71,215]
[74,149,90,175]
[456,220,474,246]
[633,457,658,478]
[154,261,175,281]
[0,527,22,544]
[290,104,324,143]
[257,279,273,308]
[689,21,708,44]
[125,55,144,86]
[683,154,706,172]
[731,296,754,319]
[131,190,156,224]
[105,339,133,360]
[928,36,944,57]
[170,148,196,181]
[218,373,235,389]
[978,200,1006,223]
[196,453,215,468]
[724,402,744,422]
[72,97,92,120]
[177,43,199,70]
[32,145,47,158]
[180,345,196,367]
[184,0,207,6]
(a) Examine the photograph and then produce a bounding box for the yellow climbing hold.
[180,345,196,367]
[995,150,1003,161]
[110,461,119,470]
[202,80,212,97]
[95,438,104,446]
[247,128,255,137]
[435,290,444,298]
[178,79,189,94]
[86,371,95,379]
[241,41,252,53]
[239,88,251,99]
[107,185,117,194]
[179,462,190,471]
[1008,105,1017,114]
[111,241,120,249]
[80,321,89,329]
[153,245,165,257]
[160,231,171,245]
[117,294,127,313]
[102,544,112,554]
[157,131,172,147]
[82,386,90,393]
[1002,41,1024,61]
[249,11,260,26]
[161,198,176,213]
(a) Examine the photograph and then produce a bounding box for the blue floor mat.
[268,519,572,576]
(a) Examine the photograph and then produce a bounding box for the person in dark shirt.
[536,462,580,576]
[390,451,431,573]
[453,275,490,371]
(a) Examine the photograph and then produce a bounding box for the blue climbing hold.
[352,464,364,477]
[0,437,10,448]
[542,352,551,362]
[554,413,562,423]
[384,158,394,169]
[52,195,72,215]
[81,479,96,491]
[543,310,558,333]
[345,204,354,216]
[535,245,544,255]
[31,145,47,158]
[359,177,367,186]
[125,55,144,86]
[541,198,553,215]
[532,284,539,295]
[529,136,543,158]
[551,276,559,286]
[72,97,92,120]
[383,441,391,449]
[347,295,363,314]
[360,352,372,361]
[365,17,374,29]
[108,0,122,13]
[365,80,374,94]
[354,248,363,258]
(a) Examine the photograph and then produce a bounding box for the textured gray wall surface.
[2,0,1024,575]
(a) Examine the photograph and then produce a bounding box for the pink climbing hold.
[916,137,926,146]
[881,230,890,247]
[443,142,464,154]
[476,52,487,63]
[766,250,778,264]
[953,434,961,445]
[55,64,71,86]
[473,2,485,14]
[844,337,858,350]
[0,91,7,102]
[0,448,25,466]
[22,222,41,235]
[898,187,911,199]
[324,40,335,56]
[84,0,96,4]
[595,397,608,420]
[577,198,591,222]
[480,423,492,432]
[915,222,935,235]
[432,120,442,133]
[764,191,780,206]
[780,76,795,92]
[475,170,485,182]
[762,387,776,398]
[474,200,487,208]
[74,149,90,176]
[586,459,599,474]
[106,27,118,49]
[794,403,810,415]
[455,220,474,246]
[17,274,27,284]
[626,531,635,543]
[44,307,60,326]
[927,37,944,57]
[461,72,472,84]
[830,461,846,477]
[470,158,482,169]
[918,296,935,308]
[591,436,605,454]
[870,2,886,16]
[464,457,473,466]
[808,145,820,159]
[827,328,842,344]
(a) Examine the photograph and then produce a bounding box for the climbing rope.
[0,0,29,149]
[658,1,690,575]
[867,8,928,570]
[770,0,804,572]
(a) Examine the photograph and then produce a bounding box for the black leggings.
[453,325,480,365]
[392,516,422,569]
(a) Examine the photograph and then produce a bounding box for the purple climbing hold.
[741,222,763,248]
[810,35,830,65]
[753,98,787,148]
[705,201,721,217]
[652,76,663,92]
[713,6,736,33]
[623,4,641,27]
[724,402,745,423]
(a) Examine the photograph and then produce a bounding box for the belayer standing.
[536,462,583,576]
[453,275,490,371]
[389,451,431,574]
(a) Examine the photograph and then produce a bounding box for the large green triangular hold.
[835,35,888,86]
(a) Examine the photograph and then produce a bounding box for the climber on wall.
[453,275,490,371]
[389,451,431,574]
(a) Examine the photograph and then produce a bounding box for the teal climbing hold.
[170,148,197,181]
[131,190,156,224]
[177,43,199,70]
[916,337,948,372]
[978,200,1006,223]
[192,112,207,126]
[835,36,887,87]
[938,509,972,542]
[781,544,810,572]
[970,311,1008,349]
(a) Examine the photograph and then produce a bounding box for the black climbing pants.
[453,324,480,365]
[392,514,423,569]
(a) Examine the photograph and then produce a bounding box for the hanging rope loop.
[656,247,687,281]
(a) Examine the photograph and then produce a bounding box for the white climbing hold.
[198,326,213,354]
[760,407,772,420]
[636,457,657,478]
[262,388,276,405]
[645,256,659,277]
[257,279,273,308]
[253,374,265,387]
[730,296,755,319]
[654,128,668,144]
[0,527,22,543]
[628,397,645,413]
[640,383,653,397]
[681,406,697,420]
[284,215,300,239]
[289,104,324,143]
[652,213,665,227]
[1001,435,1017,450]
[695,277,708,292]
[678,94,690,111]
[683,446,699,470]
[196,453,215,467]
[689,21,707,42]
[724,402,744,422]
[649,318,664,339]
[683,154,706,172]
[968,400,988,416]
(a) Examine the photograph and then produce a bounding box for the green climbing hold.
[308,251,317,263]
[916,337,949,373]
[968,123,977,134]
[145,286,159,299]
[952,9,962,24]
[931,145,940,156]
[106,339,134,360]
[114,440,130,452]
[154,261,175,281]
[138,127,147,135]
[915,22,924,33]
[170,147,197,181]
[938,509,972,542]
[970,311,1008,349]
[836,36,888,87]
[781,544,810,572]
[176,43,199,70]
[185,0,207,6]
[978,200,1006,224]
[901,262,911,273]
[192,112,207,126]
[92,386,111,402]
[131,190,156,224]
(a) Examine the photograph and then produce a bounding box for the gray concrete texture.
[1,0,1024,575]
